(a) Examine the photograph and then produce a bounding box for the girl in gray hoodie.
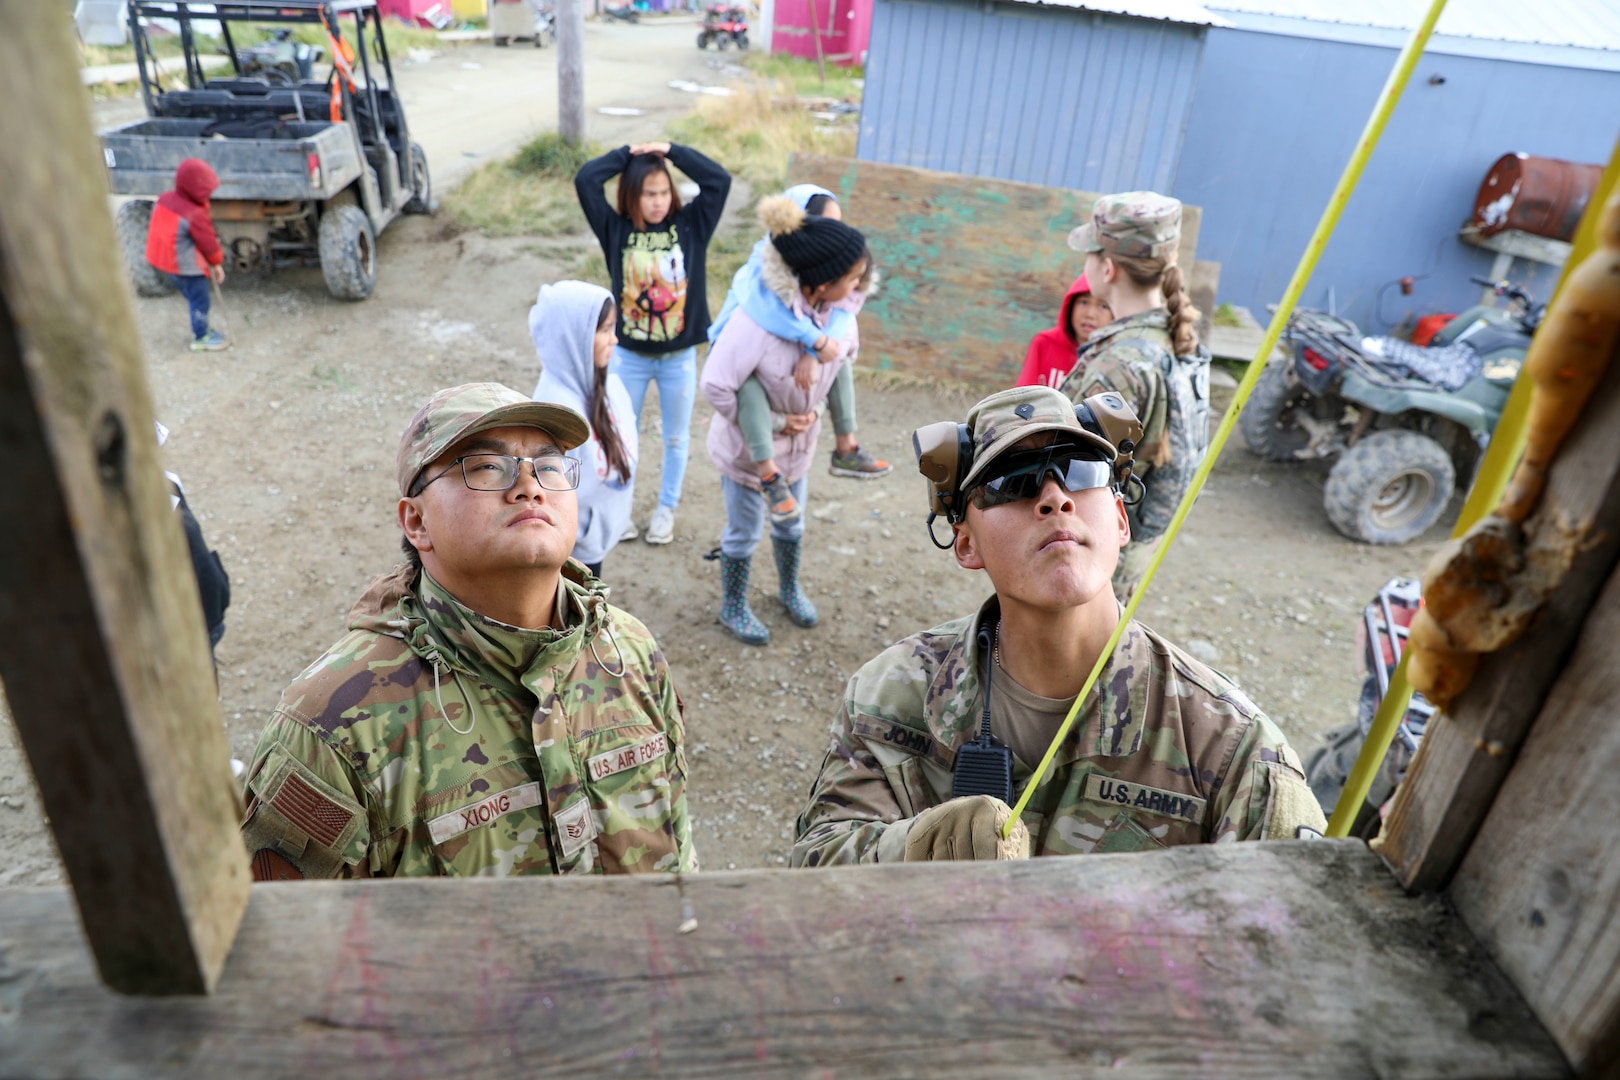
[530,280,638,578]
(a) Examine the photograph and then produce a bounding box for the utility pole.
[557,0,585,145]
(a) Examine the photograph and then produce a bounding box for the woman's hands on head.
[629,142,672,157]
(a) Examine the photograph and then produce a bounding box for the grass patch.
[1212,302,1245,328]
[737,52,863,102]
[668,81,857,192]
[445,133,603,238]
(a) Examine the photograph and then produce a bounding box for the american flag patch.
[271,771,355,849]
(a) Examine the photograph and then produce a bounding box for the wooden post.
[557,0,586,145]
[806,0,828,86]
[1447,554,1620,1074]
[1376,336,1620,892]
[0,4,249,994]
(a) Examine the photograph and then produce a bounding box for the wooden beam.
[0,4,249,993]
[1448,556,1620,1076]
[0,843,1568,1076]
[1376,338,1620,893]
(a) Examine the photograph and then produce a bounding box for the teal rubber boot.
[773,537,818,628]
[719,555,770,645]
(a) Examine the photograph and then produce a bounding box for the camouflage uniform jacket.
[1059,309,1211,539]
[242,563,696,878]
[792,598,1323,866]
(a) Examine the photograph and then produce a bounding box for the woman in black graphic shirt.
[575,142,731,546]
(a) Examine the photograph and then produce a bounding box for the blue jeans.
[721,475,807,559]
[167,273,211,338]
[612,344,697,511]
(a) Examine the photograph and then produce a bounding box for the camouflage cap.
[397,382,590,496]
[1068,191,1182,261]
[960,386,1118,493]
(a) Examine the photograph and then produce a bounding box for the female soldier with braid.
[1060,192,1211,600]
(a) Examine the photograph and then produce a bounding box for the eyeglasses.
[970,446,1114,510]
[416,453,581,495]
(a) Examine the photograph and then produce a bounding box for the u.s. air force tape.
[1082,774,1205,823]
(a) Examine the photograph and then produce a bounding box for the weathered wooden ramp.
[0,841,1564,1078]
[784,154,1201,386]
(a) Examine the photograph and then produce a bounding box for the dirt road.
[2,32,1447,884]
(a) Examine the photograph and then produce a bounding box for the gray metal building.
[856,0,1620,334]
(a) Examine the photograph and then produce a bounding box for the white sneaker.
[645,506,675,545]
[620,519,639,541]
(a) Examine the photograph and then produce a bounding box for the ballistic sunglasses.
[969,444,1115,510]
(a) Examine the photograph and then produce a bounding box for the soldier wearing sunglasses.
[792,386,1323,866]
[240,383,696,880]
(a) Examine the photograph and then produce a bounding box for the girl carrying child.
[575,142,731,546]
[701,198,871,645]
[530,280,637,579]
[709,184,890,523]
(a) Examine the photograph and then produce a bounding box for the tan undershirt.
[988,660,1077,768]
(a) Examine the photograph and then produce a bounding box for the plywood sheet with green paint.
[786,155,1200,386]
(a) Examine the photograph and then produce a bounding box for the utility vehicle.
[102,0,432,301]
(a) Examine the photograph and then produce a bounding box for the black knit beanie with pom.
[761,196,868,288]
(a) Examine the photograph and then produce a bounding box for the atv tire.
[116,200,172,297]
[403,142,432,215]
[1241,361,1314,461]
[735,31,749,49]
[318,204,377,301]
[1325,429,1454,544]
[697,30,709,47]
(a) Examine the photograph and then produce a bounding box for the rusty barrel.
[1471,152,1603,241]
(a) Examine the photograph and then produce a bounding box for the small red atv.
[697,4,749,49]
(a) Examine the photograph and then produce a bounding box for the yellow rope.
[1325,129,1620,837]
[1006,0,1453,837]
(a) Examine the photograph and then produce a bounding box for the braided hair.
[1110,253,1201,357]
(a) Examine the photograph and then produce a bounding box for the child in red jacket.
[1016,273,1111,388]
[145,158,229,351]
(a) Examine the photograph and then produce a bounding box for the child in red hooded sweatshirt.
[1016,273,1110,388]
[145,158,229,351]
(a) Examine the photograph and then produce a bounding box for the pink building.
[768,0,871,66]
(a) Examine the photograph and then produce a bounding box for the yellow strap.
[1007,0,1453,837]
[1325,129,1620,837]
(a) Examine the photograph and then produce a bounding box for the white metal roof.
[1206,0,1620,69]
[999,0,1235,27]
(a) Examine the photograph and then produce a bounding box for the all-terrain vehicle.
[697,5,749,49]
[102,0,432,302]
[1241,277,1540,544]
[1304,577,1437,838]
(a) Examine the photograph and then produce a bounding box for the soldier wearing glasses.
[792,386,1323,867]
[241,383,696,879]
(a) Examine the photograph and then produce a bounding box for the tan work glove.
[903,795,1031,862]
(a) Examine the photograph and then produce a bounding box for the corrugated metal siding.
[859,0,1204,192]
[1207,0,1620,51]
[1173,27,1620,335]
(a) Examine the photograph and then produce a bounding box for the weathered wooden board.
[785,155,1201,386]
[0,843,1566,1077]
[1377,337,1620,893]
[0,4,249,993]
[1448,557,1620,1076]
